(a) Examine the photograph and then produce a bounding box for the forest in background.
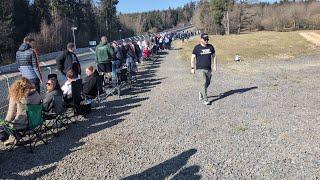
[1,0,320,65]
[0,0,128,65]
[193,0,320,35]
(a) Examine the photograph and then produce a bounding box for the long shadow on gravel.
[210,86,258,104]
[123,149,200,180]
[0,54,167,179]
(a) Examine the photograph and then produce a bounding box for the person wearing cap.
[191,33,217,105]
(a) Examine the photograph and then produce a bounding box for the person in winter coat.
[2,77,41,145]
[124,41,137,75]
[43,78,64,114]
[83,66,100,99]
[56,43,81,80]
[95,36,115,79]
[16,37,42,93]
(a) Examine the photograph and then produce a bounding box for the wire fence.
[0,26,196,120]
[0,67,52,119]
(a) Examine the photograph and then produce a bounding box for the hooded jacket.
[95,42,115,64]
[16,43,41,80]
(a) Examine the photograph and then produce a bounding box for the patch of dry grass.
[174,30,320,62]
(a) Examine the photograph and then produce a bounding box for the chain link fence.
[0,26,194,120]
[0,67,52,119]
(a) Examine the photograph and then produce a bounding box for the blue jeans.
[126,57,136,74]
[58,71,67,83]
[112,60,121,81]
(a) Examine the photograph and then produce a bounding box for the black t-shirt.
[192,44,215,70]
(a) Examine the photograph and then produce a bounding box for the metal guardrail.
[0,26,195,119]
[0,66,54,119]
[0,47,92,75]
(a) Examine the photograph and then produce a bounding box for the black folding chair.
[44,95,69,135]
[68,79,84,120]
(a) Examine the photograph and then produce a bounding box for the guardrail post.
[47,67,52,74]
[2,74,10,89]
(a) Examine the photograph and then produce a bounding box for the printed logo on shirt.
[200,49,212,55]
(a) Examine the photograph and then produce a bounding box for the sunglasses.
[204,38,209,41]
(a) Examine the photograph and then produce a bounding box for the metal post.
[47,67,52,74]
[71,27,78,49]
[72,29,76,49]
[119,29,122,40]
[2,75,10,89]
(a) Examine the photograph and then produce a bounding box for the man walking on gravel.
[191,33,217,105]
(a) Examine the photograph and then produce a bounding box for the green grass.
[174,30,320,62]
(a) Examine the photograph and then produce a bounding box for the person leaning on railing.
[0,77,41,146]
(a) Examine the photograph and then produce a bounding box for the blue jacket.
[16,43,41,80]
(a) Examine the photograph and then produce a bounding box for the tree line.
[193,0,320,35]
[118,2,196,34]
[0,0,132,65]
[2,0,319,65]
[0,0,197,65]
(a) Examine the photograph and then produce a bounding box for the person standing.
[111,41,122,84]
[16,37,42,93]
[95,36,114,80]
[56,43,81,80]
[191,33,217,105]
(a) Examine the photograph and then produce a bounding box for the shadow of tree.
[210,86,258,103]
[123,149,200,180]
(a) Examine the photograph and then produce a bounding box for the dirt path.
[1,49,320,179]
[299,32,320,46]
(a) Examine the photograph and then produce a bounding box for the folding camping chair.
[68,79,86,120]
[3,104,47,152]
[44,95,69,135]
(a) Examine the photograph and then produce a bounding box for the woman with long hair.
[2,77,42,145]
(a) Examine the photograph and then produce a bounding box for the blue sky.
[116,0,278,14]
[117,0,200,14]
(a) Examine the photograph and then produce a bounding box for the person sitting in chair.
[1,77,41,145]
[83,66,99,99]
[61,70,78,102]
[43,78,64,114]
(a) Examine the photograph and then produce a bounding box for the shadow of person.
[0,48,167,179]
[123,149,199,180]
[210,86,258,104]
[171,165,201,180]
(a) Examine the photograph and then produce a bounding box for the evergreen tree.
[100,0,119,39]
[13,0,30,44]
[0,0,14,63]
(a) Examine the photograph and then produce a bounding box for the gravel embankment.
[0,48,319,179]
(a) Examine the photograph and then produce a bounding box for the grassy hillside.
[174,31,320,62]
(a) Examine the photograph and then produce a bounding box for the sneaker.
[4,136,15,146]
[198,92,203,101]
[203,100,210,105]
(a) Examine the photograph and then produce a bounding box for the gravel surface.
[0,48,319,179]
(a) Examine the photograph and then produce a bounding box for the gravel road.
[0,48,319,179]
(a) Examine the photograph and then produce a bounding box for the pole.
[72,29,76,49]
[119,30,122,40]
